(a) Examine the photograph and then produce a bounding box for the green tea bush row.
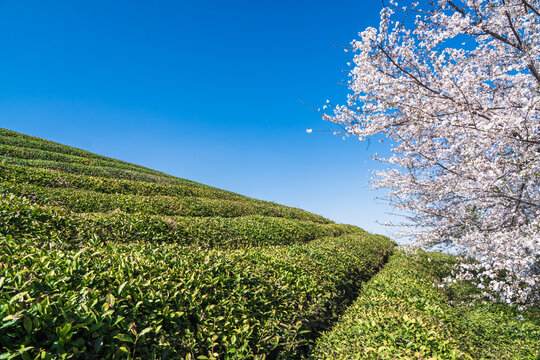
[74,212,362,248]
[0,163,330,223]
[0,233,395,359]
[0,129,158,174]
[0,192,352,248]
[4,181,330,223]
[0,162,245,201]
[0,143,178,181]
[0,193,69,240]
[0,129,331,224]
[0,129,205,186]
[1,156,175,184]
[1,156,327,223]
[311,250,540,359]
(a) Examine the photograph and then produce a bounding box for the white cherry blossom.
[323,0,539,306]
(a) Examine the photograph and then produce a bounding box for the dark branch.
[521,0,540,16]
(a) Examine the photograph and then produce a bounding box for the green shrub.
[0,143,174,181]
[1,155,176,184]
[74,213,362,248]
[0,193,70,239]
[311,250,540,359]
[0,129,181,182]
[0,162,245,201]
[1,171,330,223]
[0,234,394,359]
[0,129,143,167]
[0,191,355,248]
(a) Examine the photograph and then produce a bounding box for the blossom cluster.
[323,0,540,305]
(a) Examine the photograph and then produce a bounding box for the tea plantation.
[1,128,538,359]
[311,250,540,359]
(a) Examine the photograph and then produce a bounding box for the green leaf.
[94,337,103,353]
[139,327,153,337]
[59,323,72,337]
[23,317,32,334]
[106,293,115,307]
[118,281,127,295]
[114,334,133,343]
[2,314,22,322]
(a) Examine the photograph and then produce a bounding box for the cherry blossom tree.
[320,0,539,305]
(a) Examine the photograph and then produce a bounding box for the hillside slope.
[0,128,394,359]
[0,128,366,248]
[2,128,538,359]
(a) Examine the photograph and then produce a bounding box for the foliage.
[0,129,182,183]
[0,127,397,358]
[311,250,540,359]
[74,213,361,248]
[0,192,358,249]
[0,162,245,200]
[0,233,394,359]
[2,126,539,358]
[320,0,540,305]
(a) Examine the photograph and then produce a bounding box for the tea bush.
[0,191,355,249]
[0,129,146,169]
[0,127,396,359]
[0,162,245,200]
[1,155,176,184]
[3,181,329,223]
[311,250,540,359]
[0,128,142,168]
[0,129,180,182]
[74,213,361,248]
[0,234,394,359]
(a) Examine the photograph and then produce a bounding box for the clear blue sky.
[0,0,398,235]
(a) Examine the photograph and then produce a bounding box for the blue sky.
[0,0,398,235]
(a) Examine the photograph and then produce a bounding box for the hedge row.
[0,129,208,187]
[0,129,162,175]
[0,144,186,188]
[0,193,70,241]
[3,181,330,223]
[0,143,153,176]
[1,155,177,184]
[0,192,355,248]
[0,129,331,224]
[74,213,361,248]
[0,163,330,223]
[311,250,540,359]
[0,162,245,201]
[0,233,395,359]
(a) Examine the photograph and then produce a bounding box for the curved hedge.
[74,213,361,248]
[0,162,245,201]
[0,143,159,176]
[0,192,358,249]
[1,155,177,184]
[0,129,149,169]
[2,183,330,227]
[311,250,540,359]
[0,127,399,359]
[0,234,394,359]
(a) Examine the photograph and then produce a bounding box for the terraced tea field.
[1,128,538,359]
[0,128,394,359]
